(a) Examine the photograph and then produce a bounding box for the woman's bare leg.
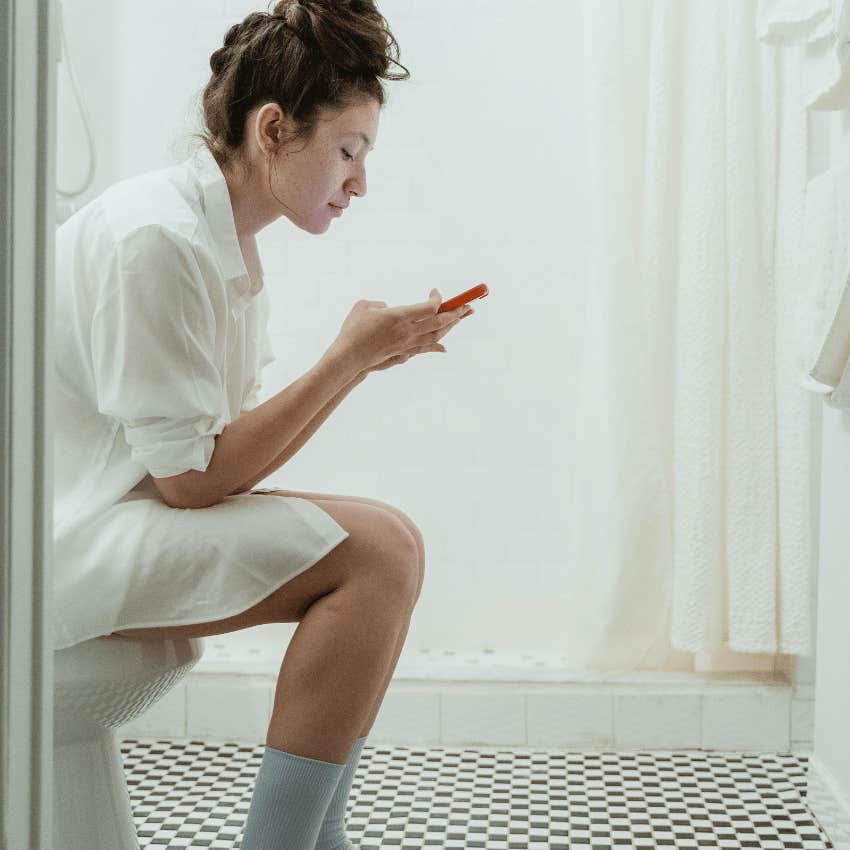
[255,489,426,741]
[113,499,421,765]
[267,567,416,764]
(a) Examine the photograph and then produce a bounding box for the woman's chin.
[310,221,332,235]
[279,209,331,235]
[298,212,333,235]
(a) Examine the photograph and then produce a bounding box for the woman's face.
[252,98,380,235]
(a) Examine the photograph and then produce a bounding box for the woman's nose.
[349,167,367,199]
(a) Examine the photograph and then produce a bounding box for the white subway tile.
[369,687,440,746]
[615,694,701,749]
[701,692,790,751]
[528,693,614,748]
[791,698,815,745]
[335,210,440,245]
[441,691,525,746]
[187,676,272,743]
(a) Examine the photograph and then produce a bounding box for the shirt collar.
[186,146,265,317]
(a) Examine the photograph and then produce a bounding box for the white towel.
[758,0,835,42]
[758,0,850,109]
[798,160,850,408]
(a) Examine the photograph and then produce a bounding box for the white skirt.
[52,476,350,650]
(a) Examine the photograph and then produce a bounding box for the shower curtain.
[565,0,814,671]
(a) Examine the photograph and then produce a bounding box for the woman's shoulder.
[54,171,200,298]
[100,162,201,249]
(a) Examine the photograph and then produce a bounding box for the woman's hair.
[194,0,409,177]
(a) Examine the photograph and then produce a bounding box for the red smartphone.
[436,283,489,314]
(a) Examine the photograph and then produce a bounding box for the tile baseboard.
[120,670,797,752]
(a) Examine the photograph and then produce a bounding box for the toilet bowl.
[53,634,204,850]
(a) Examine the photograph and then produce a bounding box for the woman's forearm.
[229,371,368,496]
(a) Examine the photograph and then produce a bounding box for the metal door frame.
[0,0,57,846]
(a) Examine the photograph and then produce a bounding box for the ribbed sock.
[314,735,368,850]
[239,745,345,850]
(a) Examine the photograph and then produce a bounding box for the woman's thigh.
[251,488,424,557]
[248,489,425,611]
[111,498,419,640]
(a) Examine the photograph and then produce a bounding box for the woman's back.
[52,149,277,651]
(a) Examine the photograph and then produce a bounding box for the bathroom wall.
[58,0,799,674]
[809,405,850,839]
[805,107,850,840]
[56,0,120,198]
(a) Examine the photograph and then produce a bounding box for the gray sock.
[239,745,345,850]
[314,735,368,849]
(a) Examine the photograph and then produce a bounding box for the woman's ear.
[254,102,284,157]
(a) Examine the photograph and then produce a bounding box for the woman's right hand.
[327,288,473,376]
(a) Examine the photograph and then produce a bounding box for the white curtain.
[564,0,814,672]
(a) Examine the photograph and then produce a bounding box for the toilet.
[53,633,204,850]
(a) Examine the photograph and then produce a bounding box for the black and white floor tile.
[120,738,834,849]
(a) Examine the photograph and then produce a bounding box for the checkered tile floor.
[120,738,834,848]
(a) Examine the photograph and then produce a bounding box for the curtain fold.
[569,0,812,670]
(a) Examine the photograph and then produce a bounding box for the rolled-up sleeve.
[91,224,227,478]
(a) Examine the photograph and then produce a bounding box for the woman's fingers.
[438,306,473,339]
[413,306,474,342]
[369,308,473,372]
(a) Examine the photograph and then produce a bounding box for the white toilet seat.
[53,634,204,850]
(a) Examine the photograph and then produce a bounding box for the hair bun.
[198,0,410,170]
[272,0,306,18]
[271,1,314,43]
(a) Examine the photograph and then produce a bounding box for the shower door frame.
[0,0,57,847]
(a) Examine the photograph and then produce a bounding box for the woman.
[52,1,473,847]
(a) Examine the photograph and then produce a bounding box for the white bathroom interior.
[49,0,850,847]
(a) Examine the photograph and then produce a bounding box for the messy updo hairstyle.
[193,0,409,178]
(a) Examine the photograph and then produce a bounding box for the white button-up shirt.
[53,146,275,540]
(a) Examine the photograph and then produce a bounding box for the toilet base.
[54,723,139,850]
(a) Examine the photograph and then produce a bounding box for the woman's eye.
[342,149,354,161]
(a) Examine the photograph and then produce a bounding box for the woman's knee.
[266,488,425,568]
[322,497,424,601]
[351,506,420,600]
[301,499,420,603]
[378,502,424,558]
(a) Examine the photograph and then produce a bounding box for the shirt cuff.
[123,413,228,479]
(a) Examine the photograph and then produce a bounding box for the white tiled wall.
[791,697,815,752]
[120,654,799,753]
[186,677,272,743]
[701,692,791,751]
[614,695,702,750]
[441,690,527,746]
[527,693,615,748]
